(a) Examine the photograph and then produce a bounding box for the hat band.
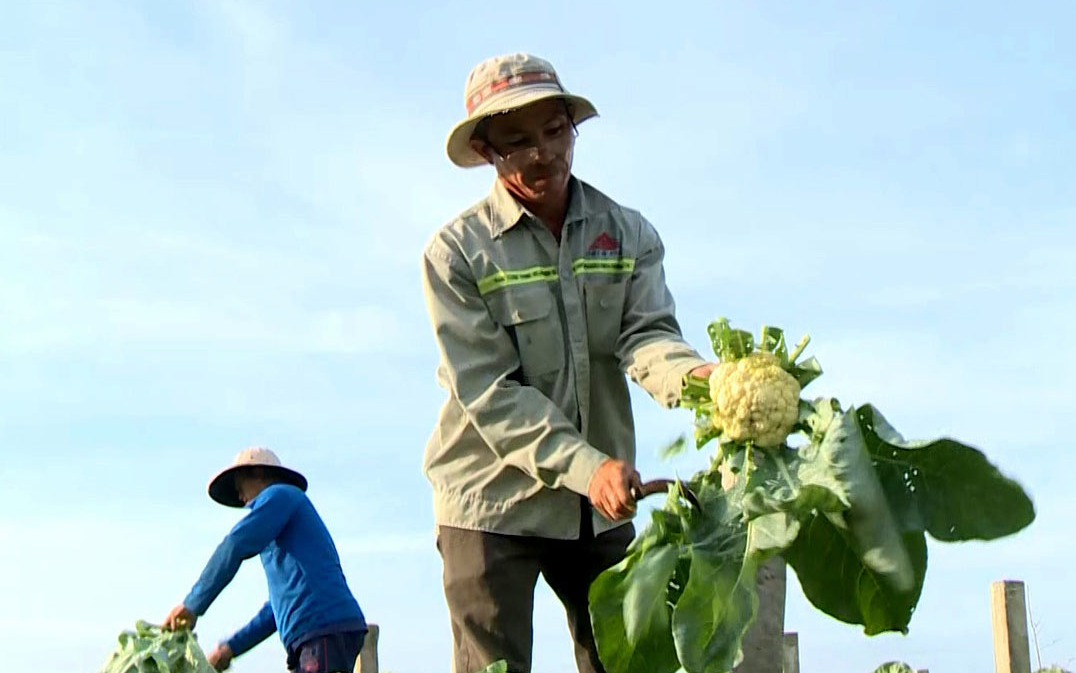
[466,70,562,115]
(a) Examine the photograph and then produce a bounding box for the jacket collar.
[486,175,589,238]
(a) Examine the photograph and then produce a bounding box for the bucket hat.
[446,52,598,168]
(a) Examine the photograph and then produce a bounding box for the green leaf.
[802,400,917,594]
[747,512,801,554]
[471,661,508,673]
[774,398,928,634]
[786,355,823,389]
[758,326,788,360]
[589,544,682,673]
[182,633,216,673]
[785,514,927,635]
[767,327,821,389]
[669,492,756,673]
[681,375,711,406]
[678,374,720,452]
[707,317,754,361]
[659,434,690,461]
[100,649,140,673]
[693,411,720,450]
[622,546,680,645]
[147,644,174,673]
[99,622,215,673]
[871,663,916,673]
[738,446,847,522]
[855,405,1036,541]
[671,547,757,673]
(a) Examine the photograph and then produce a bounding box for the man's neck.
[504,179,572,241]
[532,201,568,241]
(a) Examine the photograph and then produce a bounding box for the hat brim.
[446,89,598,168]
[208,464,308,508]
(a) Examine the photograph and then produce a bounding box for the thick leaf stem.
[788,334,811,364]
[744,445,757,481]
[775,451,796,491]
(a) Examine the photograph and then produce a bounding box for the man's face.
[235,470,271,506]
[473,99,576,207]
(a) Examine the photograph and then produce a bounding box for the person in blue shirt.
[163,447,367,673]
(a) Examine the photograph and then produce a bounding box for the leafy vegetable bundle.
[97,621,214,673]
[589,319,1035,673]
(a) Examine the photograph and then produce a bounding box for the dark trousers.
[285,630,366,673]
[437,513,634,673]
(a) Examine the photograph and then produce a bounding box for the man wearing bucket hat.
[162,448,367,673]
[421,53,715,673]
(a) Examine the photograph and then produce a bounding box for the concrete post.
[781,632,799,673]
[734,557,787,673]
[992,580,1031,673]
[355,623,379,673]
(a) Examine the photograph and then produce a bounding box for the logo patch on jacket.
[586,232,621,258]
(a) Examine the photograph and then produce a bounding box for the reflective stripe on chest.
[477,258,635,296]
[571,258,635,276]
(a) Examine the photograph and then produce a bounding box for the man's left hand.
[163,604,197,631]
[208,644,234,671]
[689,363,717,379]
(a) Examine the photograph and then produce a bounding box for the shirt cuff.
[562,445,613,496]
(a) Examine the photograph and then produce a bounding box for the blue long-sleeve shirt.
[183,483,366,655]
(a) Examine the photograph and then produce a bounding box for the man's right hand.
[588,459,643,521]
[162,604,196,632]
[207,643,234,671]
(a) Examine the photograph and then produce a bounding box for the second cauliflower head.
[708,352,801,448]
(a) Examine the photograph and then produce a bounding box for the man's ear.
[469,138,495,165]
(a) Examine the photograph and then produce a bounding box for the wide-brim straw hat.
[208,447,308,508]
[446,52,598,168]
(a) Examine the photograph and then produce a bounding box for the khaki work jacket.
[421,177,706,538]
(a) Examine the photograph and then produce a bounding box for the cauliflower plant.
[708,351,801,448]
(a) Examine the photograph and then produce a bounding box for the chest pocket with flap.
[488,288,564,381]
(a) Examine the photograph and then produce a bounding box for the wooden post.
[781,632,799,673]
[991,580,1031,673]
[734,557,787,673]
[355,623,379,673]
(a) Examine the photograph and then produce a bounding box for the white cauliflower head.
[708,351,801,448]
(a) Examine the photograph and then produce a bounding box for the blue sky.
[1,1,1073,672]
